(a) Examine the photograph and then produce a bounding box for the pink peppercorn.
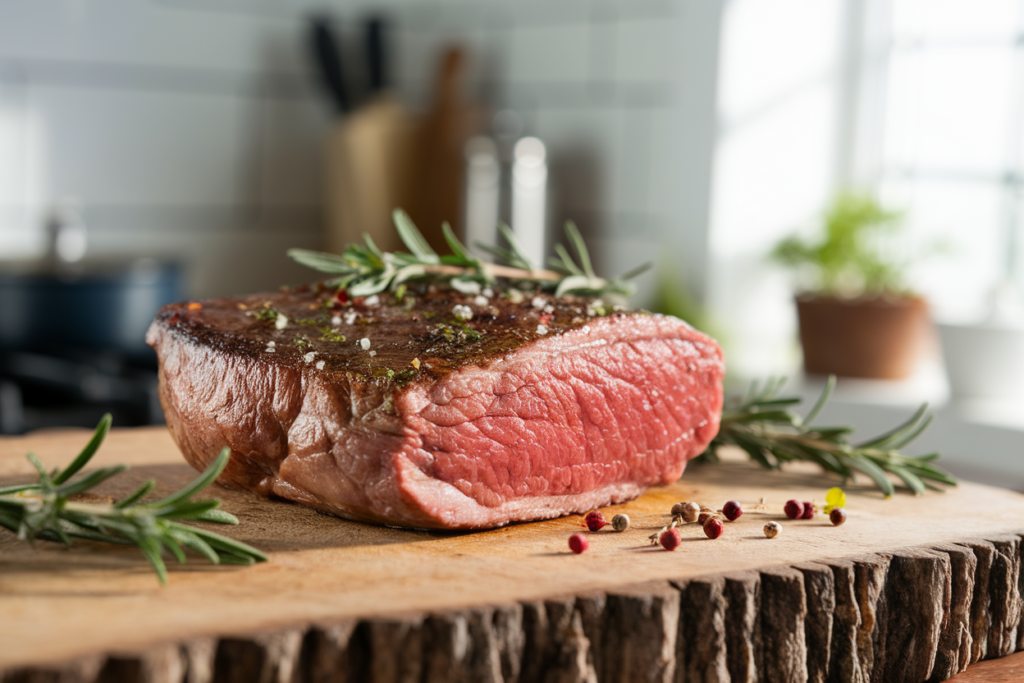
[722,500,743,521]
[704,518,724,539]
[585,511,608,532]
[568,533,589,554]
[784,499,802,519]
[801,502,815,520]
[660,528,682,551]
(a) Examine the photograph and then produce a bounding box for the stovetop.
[0,346,163,434]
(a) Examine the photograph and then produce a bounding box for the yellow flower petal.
[826,487,846,509]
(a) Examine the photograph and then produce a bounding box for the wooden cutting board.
[2,426,1024,683]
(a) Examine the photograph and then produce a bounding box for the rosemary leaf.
[802,374,835,425]
[555,275,603,297]
[564,221,596,279]
[196,508,240,525]
[163,535,188,564]
[53,412,111,485]
[26,452,51,485]
[286,249,353,275]
[0,483,39,496]
[441,222,479,269]
[552,243,585,277]
[167,526,220,564]
[393,209,439,263]
[702,376,955,497]
[887,464,926,496]
[150,499,223,520]
[841,452,896,497]
[55,465,129,497]
[290,212,649,302]
[491,222,536,272]
[0,416,267,584]
[145,448,230,509]
[855,403,930,450]
[617,262,654,281]
[138,536,169,584]
[114,479,156,509]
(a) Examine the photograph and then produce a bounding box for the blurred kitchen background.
[3,0,1024,488]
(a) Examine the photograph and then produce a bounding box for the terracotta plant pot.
[795,294,929,379]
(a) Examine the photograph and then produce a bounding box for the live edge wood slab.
[3,428,1024,683]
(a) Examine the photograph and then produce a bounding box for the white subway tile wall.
[0,0,714,304]
[32,86,249,205]
[392,0,705,305]
[614,17,674,83]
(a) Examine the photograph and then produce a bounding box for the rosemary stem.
[288,211,646,299]
[3,418,266,584]
[705,376,955,496]
[62,501,118,515]
[480,263,562,281]
[415,262,562,281]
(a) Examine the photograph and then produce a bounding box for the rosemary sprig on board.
[700,376,956,497]
[288,209,650,299]
[0,414,267,584]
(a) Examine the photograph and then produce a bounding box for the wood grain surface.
[949,650,1024,682]
[3,426,1024,682]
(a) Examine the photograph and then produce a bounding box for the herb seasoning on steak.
[147,282,724,529]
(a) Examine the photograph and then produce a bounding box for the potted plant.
[771,192,930,379]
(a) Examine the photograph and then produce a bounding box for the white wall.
[0,0,335,297]
[387,0,720,307]
[0,0,723,307]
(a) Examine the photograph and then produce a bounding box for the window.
[863,0,1024,322]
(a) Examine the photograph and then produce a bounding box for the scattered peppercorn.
[722,500,743,521]
[681,502,701,523]
[704,518,724,539]
[612,513,630,532]
[585,511,609,532]
[568,533,589,554]
[764,521,781,538]
[660,528,682,551]
[698,511,714,525]
[829,508,847,526]
[801,501,815,520]
[784,499,802,519]
[671,502,686,516]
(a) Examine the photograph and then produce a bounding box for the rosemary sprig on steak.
[699,376,956,497]
[288,209,650,299]
[0,414,267,584]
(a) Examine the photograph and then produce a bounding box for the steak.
[146,283,724,529]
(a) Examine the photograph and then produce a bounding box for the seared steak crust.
[147,283,724,529]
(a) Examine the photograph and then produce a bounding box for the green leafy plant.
[288,209,650,300]
[700,376,956,497]
[0,414,267,584]
[771,192,909,297]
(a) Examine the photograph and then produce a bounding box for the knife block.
[325,47,485,257]
[326,95,417,256]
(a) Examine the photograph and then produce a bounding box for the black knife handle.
[365,16,387,94]
[308,16,349,115]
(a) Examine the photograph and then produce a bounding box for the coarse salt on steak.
[147,283,724,529]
